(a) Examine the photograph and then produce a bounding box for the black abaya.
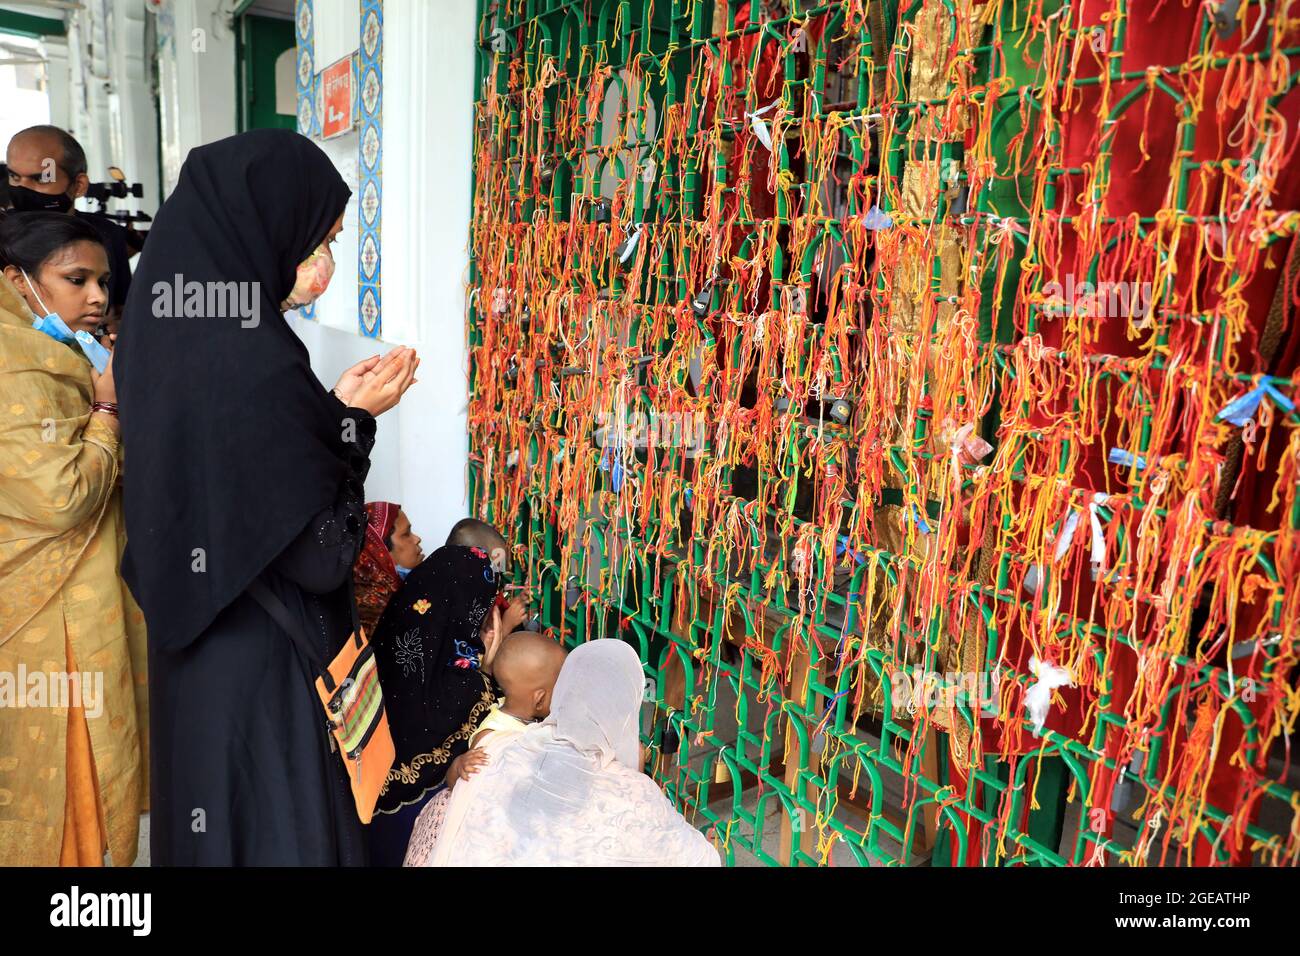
[149,399,375,866]
[115,130,368,866]
[116,129,354,652]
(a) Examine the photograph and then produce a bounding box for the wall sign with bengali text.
[320,55,354,140]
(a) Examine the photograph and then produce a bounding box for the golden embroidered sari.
[0,274,147,866]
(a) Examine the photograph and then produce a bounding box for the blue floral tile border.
[358,0,382,339]
[294,0,382,337]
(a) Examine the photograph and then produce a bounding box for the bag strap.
[348,581,364,649]
[248,577,337,693]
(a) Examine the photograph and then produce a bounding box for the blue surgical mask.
[395,565,413,581]
[74,330,111,373]
[21,267,104,367]
[22,266,76,343]
[31,310,76,343]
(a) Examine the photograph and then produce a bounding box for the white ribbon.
[746,100,780,151]
[1050,491,1109,579]
[618,224,643,264]
[1088,492,1110,580]
[1024,656,1074,737]
[1052,510,1080,564]
[1022,563,1043,597]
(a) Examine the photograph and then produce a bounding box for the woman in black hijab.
[366,545,505,866]
[114,129,418,865]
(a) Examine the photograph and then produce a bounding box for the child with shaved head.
[449,631,567,783]
[446,517,529,633]
[445,517,508,569]
[403,632,567,866]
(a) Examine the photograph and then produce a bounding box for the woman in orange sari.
[0,212,147,866]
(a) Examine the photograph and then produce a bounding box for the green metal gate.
[466,0,1300,866]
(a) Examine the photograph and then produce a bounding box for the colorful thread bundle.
[467,0,1300,866]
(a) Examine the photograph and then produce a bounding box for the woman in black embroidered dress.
[365,545,505,866]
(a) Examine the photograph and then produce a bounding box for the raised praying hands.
[333,346,419,416]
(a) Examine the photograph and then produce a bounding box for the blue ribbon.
[1217,381,1295,427]
[835,535,867,565]
[863,205,894,231]
[1107,447,1148,471]
[912,504,932,535]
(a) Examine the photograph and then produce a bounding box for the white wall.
[379,0,476,544]
[310,132,360,333]
[43,37,69,131]
[289,313,404,506]
[63,14,94,171]
[74,4,113,186]
[0,36,51,141]
[297,0,476,547]
[311,0,358,70]
[105,0,161,217]
[153,0,237,194]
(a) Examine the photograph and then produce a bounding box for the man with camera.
[5,125,134,331]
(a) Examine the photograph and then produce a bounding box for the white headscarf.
[423,639,720,867]
[546,634,643,769]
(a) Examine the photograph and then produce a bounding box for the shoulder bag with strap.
[249,577,395,824]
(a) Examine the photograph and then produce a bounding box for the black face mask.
[7,183,74,214]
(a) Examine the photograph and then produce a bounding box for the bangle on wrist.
[92,402,119,417]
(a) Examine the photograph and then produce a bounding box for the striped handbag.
[250,579,395,824]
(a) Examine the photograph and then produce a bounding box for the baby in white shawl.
[403,631,564,866]
[405,639,720,867]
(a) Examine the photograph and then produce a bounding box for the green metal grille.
[466,0,1300,866]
